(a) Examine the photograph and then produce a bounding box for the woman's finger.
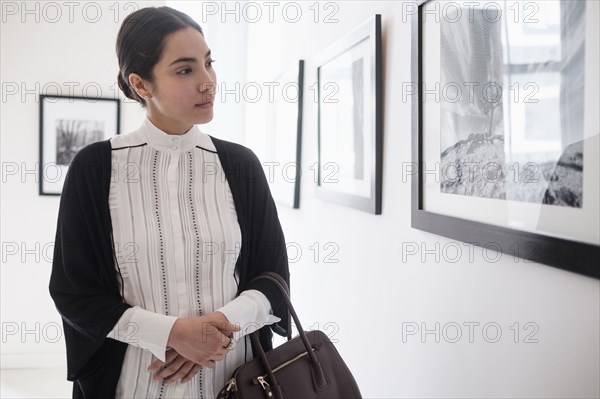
[202,360,216,369]
[163,361,195,385]
[152,355,187,382]
[180,363,202,384]
[147,348,178,372]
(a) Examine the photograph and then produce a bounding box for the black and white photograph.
[55,119,105,165]
[315,13,382,214]
[439,1,585,208]
[413,0,599,277]
[39,95,120,195]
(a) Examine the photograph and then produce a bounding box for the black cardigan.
[49,136,290,398]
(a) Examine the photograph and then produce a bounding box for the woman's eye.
[207,58,216,68]
[177,68,192,75]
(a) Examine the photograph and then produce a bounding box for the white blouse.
[106,116,279,398]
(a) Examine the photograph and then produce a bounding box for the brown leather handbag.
[216,272,362,399]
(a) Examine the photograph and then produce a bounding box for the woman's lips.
[195,100,213,108]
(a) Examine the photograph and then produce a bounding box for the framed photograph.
[411,0,599,278]
[264,60,304,209]
[315,14,383,214]
[39,94,120,196]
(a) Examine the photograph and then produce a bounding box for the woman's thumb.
[211,312,241,332]
[219,321,241,332]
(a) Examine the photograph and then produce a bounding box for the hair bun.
[117,72,135,101]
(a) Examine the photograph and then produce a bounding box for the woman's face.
[134,26,217,134]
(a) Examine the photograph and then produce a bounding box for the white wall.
[1,1,598,398]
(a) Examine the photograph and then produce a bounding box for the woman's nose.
[198,82,216,97]
[198,72,216,92]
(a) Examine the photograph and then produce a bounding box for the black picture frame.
[264,60,304,209]
[411,0,599,279]
[39,94,120,196]
[315,14,383,214]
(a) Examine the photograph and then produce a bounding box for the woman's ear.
[129,72,152,99]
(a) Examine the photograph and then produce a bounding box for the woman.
[49,6,290,398]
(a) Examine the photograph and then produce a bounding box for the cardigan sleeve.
[49,141,132,379]
[241,148,291,338]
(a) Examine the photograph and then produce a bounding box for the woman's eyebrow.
[168,50,212,66]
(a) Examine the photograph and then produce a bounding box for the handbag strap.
[249,272,292,341]
[248,272,327,393]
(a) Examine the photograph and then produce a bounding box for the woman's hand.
[166,312,240,368]
[147,348,201,384]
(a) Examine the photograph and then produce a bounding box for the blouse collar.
[140,115,216,153]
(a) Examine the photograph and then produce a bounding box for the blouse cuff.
[106,306,178,362]
[216,289,281,343]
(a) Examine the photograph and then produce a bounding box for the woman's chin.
[191,113,214,125]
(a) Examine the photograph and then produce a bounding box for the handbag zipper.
[224,346,317,397]
[260,349,312,377]
[224,377,237,393]
[256,376,274,397]
[253,346,316,396]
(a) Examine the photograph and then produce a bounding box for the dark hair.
[116,6,204,107]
